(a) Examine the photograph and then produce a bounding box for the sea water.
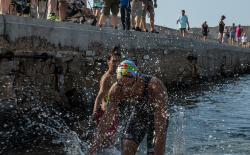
[2,75,250,155]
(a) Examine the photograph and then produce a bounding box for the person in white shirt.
[241,33,248,48]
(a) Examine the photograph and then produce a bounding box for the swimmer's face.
[117,77,137,93]
[107,55,121,71]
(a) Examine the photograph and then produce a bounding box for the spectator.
[48,0,61,21]
[202,21,209,41]
[130,0,143,31]
[241,33,248,48]
[219,15,226,43]
[176,10,190,37]
[120,0,130,30]
[92,0,103,26]
[97,0,119,28]
[222,26,229,44]
[58,0,74,21]
[236,24,244,46]
[141,0,158,33]
[0,0,11,15]
[74,0,97,25]
[229,23,236,45]
[36,0,47,19]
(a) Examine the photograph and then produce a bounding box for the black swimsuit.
[121,74,156,154]
[202,25,208,36]
[219,22,224,33]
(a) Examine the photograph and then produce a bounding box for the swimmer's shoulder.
[100,73,113,84]
[108,83,124,100]
[148,77,167,92]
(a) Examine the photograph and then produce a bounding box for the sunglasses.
[118,77,137,88]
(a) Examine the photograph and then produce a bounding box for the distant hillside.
[190,26,250,39]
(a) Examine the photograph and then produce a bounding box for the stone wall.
[0,14,250,112]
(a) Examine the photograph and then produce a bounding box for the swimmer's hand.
[90,112,98,124]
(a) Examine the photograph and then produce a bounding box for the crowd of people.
[0,0,161,33]
[217,15,248,47]
[0,1,249,46]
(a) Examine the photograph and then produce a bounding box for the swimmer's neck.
[107,68,116,76]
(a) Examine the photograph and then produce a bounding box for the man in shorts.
[58,0,74,21]
[229,23,236,45]
[141,0,158,33]
[130,0,145,31]
[98,0,119,28]
[89,60,168,155]
[176,10,190,37]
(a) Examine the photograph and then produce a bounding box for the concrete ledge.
[2,15,249,53]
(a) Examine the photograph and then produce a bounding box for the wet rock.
[0,99,15,113]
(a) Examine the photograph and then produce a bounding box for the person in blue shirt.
[120,0,130,30]
[176,10,190,37]
[229,23,236,45]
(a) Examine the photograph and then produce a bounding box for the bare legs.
[59,1,68,20]
[0,0,11,14]
[142,17,147,31]
[203,36,207,41]
[121,140,138,155]
[219,33,223,43]
[93,8,101,21]
[98,14,117,28]
[112,14,117,28]
[149,16,154,31]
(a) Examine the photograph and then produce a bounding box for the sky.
[153,0,250,29]
[88,0,250,29]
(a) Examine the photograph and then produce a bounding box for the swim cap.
[117,60,138,79]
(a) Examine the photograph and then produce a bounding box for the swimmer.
[89,60,168,155]
[89,46,121,146]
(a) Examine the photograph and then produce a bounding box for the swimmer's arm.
[93,74,111,112]
[89,89,118,155]
[149,78,168,155]
[90,75,111,123]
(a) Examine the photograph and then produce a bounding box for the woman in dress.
[202,21,209,41]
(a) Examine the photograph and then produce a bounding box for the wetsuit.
[96,73,119,142]
[122,74,156,154]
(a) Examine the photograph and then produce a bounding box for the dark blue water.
[161,74,250,155]
[3,75,250,155]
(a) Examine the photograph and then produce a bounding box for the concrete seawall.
[0,14,250,111]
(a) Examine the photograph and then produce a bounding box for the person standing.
[130,0,143,31]
[222,26,229,44]
[236,24,244,46]
[229,23,236,45]
[92,0,102,26]
[0,0,12,14]
[219,15,226,43]
[120,0,130,30]
[141,0,159,33]
[97,0,119,28]
[89,46,121,147]
[241,33,248,48]
[176,10,190,37]
[202,21,209,41]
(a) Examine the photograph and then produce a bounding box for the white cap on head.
[243,33,246,35]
